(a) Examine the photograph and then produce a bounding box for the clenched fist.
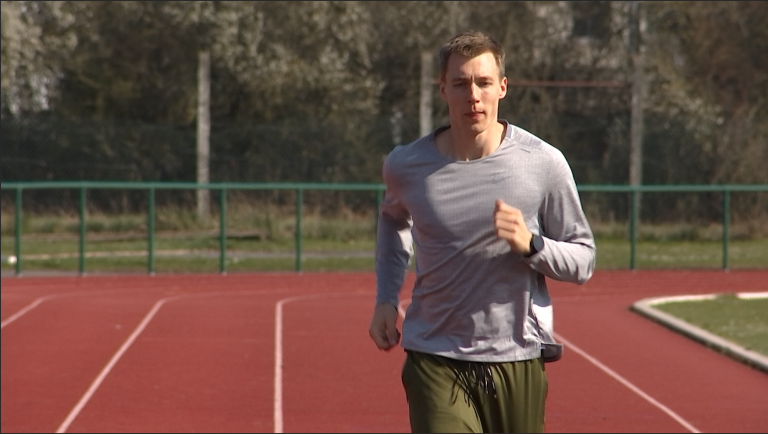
[493,199,533,255]
[369,302,401,351]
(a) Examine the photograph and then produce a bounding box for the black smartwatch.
[525,234,544,258]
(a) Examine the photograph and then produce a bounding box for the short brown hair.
[438,30,506,80]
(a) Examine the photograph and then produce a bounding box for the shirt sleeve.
[526,154,596,285]
[375,152,414,307]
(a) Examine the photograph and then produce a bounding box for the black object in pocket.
[541,342,563,363]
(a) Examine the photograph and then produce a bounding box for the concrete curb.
[630,292,768,375]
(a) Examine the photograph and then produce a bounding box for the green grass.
[595,239,768,269]
[654,294,768,357]
[4,234,767,275]
[2,206,767,274]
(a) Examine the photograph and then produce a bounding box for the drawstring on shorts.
[471,362,497,398]
[451,360,498,403]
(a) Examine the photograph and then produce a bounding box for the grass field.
[2,233,768,274]
[2,205,767,274]
[653,294,768,357]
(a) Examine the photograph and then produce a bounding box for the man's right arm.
[370,153,413,350]
[374,150,414,308]
[375,207,413,308]
[370,204,412,351]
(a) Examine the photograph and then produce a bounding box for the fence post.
[219,188,227,275]
[375,188,384,232]
[295,188,303,273]
[722,189,730,271]
[629,189,638,271]
[79,187,87,276]
[14,187,22,276]
[147,186,155,275]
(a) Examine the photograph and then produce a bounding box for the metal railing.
[2,182,766,276]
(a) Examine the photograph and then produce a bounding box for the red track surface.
[2,270,767,433]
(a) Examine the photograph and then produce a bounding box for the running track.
[2,270,767,433]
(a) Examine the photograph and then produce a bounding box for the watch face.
[533,235,544,252]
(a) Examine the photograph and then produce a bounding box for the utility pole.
[628,1,646,217]
[197,50,211,221]
[420,50,434,138]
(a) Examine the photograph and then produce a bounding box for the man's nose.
[468,83,480,102]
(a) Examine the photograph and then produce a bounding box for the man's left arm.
[526,160,596,285]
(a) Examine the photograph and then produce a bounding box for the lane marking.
[554,332,702,433]
[274,291,367,434]
[54,288,296,433]
[56,297,171,433]
[274,297,289,434]
[2,287,152,330]
[1,297,50,329]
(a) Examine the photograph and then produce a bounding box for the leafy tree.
[645,1,768,185]
[1,1,766,221]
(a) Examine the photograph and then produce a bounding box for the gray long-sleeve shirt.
[376,120,596,362]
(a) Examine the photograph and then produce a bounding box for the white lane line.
[2,288,147,330]
[274,291,367,434]
[55,297,172,433]
[55,287,300,433]
[274,297,289,434]
[554,332,702,433]
[1,297,50,329]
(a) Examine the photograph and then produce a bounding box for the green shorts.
[401,350,548,433]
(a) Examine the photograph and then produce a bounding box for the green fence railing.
[1,182,766,276]
[574,184,768,271]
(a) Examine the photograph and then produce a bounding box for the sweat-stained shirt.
[375,120,596,363]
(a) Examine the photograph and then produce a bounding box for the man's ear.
[499,76,508,99]
[439,79,448,101]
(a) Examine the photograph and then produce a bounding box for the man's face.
[440,52,507,134]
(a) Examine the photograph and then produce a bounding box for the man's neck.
[436,121,506,161]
